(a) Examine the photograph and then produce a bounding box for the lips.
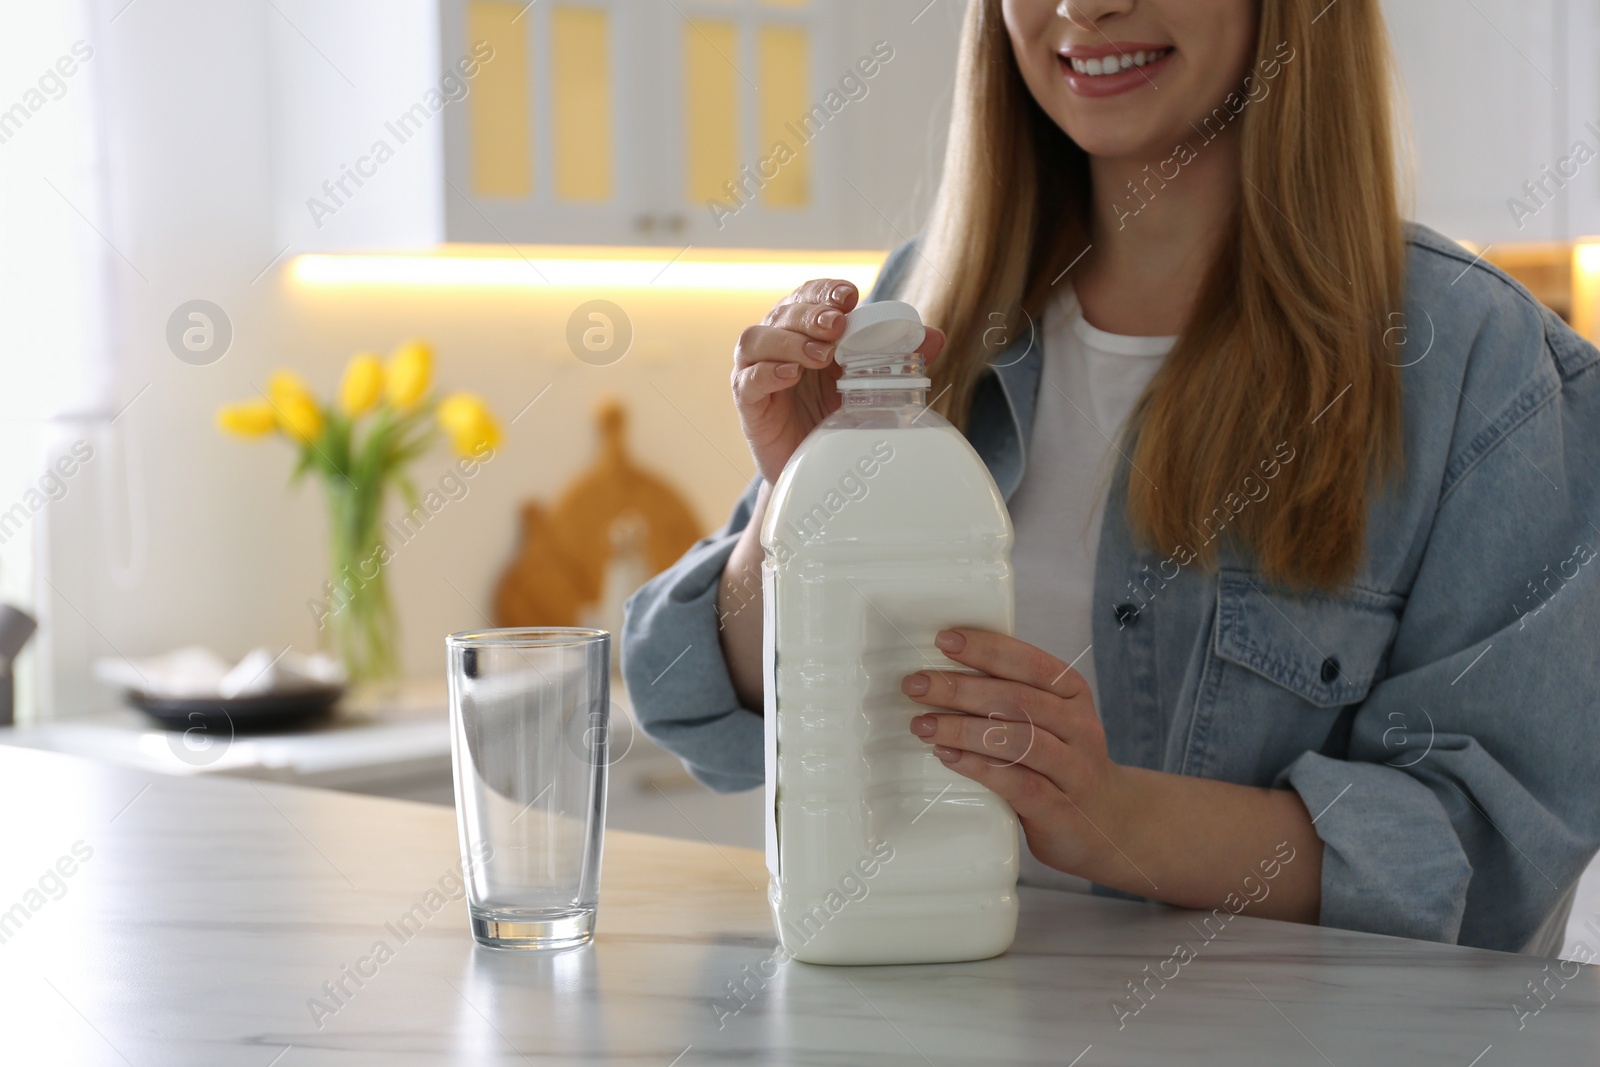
[1056,42,1174,98]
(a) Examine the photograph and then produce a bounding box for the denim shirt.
[621,224,1600,955]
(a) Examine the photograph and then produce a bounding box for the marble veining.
[0,747,1594,1066]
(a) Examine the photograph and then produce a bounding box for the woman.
[623,0,1600,955]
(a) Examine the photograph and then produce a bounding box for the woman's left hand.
[902,627,1133,879]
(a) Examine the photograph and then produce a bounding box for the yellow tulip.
[338,352,384,417]
[437,392,502,456]
[386,340,433,411]
[262,369,324,443]
[267,369,314,408]
[215,399,279,439]
[274,392,324,443]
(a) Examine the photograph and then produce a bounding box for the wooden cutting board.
[494,398,703,628]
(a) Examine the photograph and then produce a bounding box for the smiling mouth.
[1060,47,1172,77]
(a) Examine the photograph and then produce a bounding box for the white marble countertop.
[0,747,1595,1066]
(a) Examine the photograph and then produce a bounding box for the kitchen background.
[1,0,1597,944]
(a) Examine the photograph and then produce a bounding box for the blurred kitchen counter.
[0,680,761,849]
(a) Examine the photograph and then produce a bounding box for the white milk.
[760,301,1019,965]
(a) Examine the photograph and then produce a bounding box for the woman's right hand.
[731,278,945,485]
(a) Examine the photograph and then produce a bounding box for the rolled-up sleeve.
[621,477,764,792]
[1278,320,1600,952]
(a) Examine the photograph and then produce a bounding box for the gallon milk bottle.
[760,299,1019,965]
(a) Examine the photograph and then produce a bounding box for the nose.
[1055,0,1134,28]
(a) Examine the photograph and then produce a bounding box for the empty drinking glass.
[446,628,610,950]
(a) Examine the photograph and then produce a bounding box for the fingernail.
[934,746,960,763]
[803,341,830,362]
[775,362,799,379]
[818,309,841,329]
[910,715,935,737]
[831,283,854,303]
[903,673,929,697]
[934,630,965,653]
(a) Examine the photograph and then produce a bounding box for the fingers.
[777,278,860,314]
[901,669,1079,741]
[911,707,1061,774]
[732,323,836,376]
[731,359,803,406]
[766,299,848,343]
[739,281,855,378]
[735,278,933,411]
[932,629,1088,699]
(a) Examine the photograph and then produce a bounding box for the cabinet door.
[659,0,848,248]
[442,0,859,247]
[442,0,642,244]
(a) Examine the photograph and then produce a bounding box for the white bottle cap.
[836,300,926,359]
[834,300,931,390]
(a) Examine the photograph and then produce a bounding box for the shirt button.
[1114,603,1141,627]
[1320,657,1341,684]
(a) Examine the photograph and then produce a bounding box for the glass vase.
[323,478,399,683]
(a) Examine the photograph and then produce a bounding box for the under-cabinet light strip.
[288,251,884,292]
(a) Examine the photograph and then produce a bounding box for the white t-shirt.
[1008,289,1176,893]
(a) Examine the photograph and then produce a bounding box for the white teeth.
[1067,47,1168,76]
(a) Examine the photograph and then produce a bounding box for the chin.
[1024,79,1188,163]
[1052,116,1174,163]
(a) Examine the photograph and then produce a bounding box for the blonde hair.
[903,0,1405,590]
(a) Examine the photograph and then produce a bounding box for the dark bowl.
[127,685,345,734]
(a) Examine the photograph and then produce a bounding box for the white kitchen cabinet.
[1383,0,1600,245]
[267,0,962,252]
[270,2,1600,254]
[438,0,954,249]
